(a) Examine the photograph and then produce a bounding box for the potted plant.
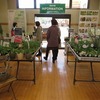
[15,48,24,60]
[0,45,10,56]
[24,49,34,60]
[23,40,40,59]
[9,42,19,60]
[9,48,16,60]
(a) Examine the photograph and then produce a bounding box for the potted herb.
[0,46,10,56]
[9,42,19,60]
[23,40,40,59]
[24,49,34,60]
[9,48,16,60]
[15,48,24,60]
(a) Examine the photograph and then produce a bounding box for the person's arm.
[58,27,61,37]
[34,26,37,32]
[46,28,50,41]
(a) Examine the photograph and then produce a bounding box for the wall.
[7,0,17,9]
[0,0,8,35]
[0,0,100,35]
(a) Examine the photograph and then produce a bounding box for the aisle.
[0,50,100,100]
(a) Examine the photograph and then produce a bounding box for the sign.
[78,10,99,38]
[14,36,22,43]
[40,4,65,14]
[15,28,22,35]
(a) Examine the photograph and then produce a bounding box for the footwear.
[52,57,57,61]
[44,57,47,60]
[55,58,57,61]
[53,60,55,63]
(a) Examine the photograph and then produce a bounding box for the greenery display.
[24,41,40,59]
[23,41,40,53]
[68,28,100,57]
[88,28,100,48]
[0,40,40,59]
[0,45,10,55]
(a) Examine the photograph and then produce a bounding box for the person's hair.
[35,21,40,27]
[13,22,17,27]
[51,19,57,25]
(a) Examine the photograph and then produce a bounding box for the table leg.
[73,58,77,85]
[90,62,94,81]
[16,61,19,79]
[41,47,42,64]
[66,47,68,63]
[33,58,35,84]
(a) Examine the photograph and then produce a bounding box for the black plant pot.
[9,53,16,60]
[25,53,32,60]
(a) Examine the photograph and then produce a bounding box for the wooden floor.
[1,50,100,100]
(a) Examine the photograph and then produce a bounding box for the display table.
[66,43,100,84]
[10,47,42,84]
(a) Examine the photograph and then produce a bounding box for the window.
[17,0,89,9]
[54,0,70,8]
[18,0,34,8]
[36,0,52,8]
[35,17,52,28]
[72,0,88,8]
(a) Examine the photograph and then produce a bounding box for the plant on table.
[68,27,100,57]
[23,40,40,59]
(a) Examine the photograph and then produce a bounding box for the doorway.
[56,18,69,48]
[34,14,71,48]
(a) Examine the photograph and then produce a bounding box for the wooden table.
[66,43,100,84]
[10,47,42,84]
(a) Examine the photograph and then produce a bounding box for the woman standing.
[11,22,17,36]
[44,19,60,63]
[34,21,43,56]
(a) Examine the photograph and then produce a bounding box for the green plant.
[24,49,34,60]
[9,42,19,49]
[15,48,24,54]
[64,37,70,42]
[69,39,100,57]
[24,48,34,54]
[29,41,40,49]
[22,41,28,49]
[88,28,100,49]
[0,46,10,55]
[23,40,40,49]
[22,40,40,54]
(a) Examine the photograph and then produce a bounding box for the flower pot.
[17,53,23,60]
[9,52,16,60]
[25,53,32,60]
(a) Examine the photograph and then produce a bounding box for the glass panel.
[56,19,69,44]
[36,0,52,8]
[18,0,34,8]
[72,0,88,8]
[54,0,70,8]
[35,17,52,29]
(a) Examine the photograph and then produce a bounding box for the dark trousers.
[45,47,58,60]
